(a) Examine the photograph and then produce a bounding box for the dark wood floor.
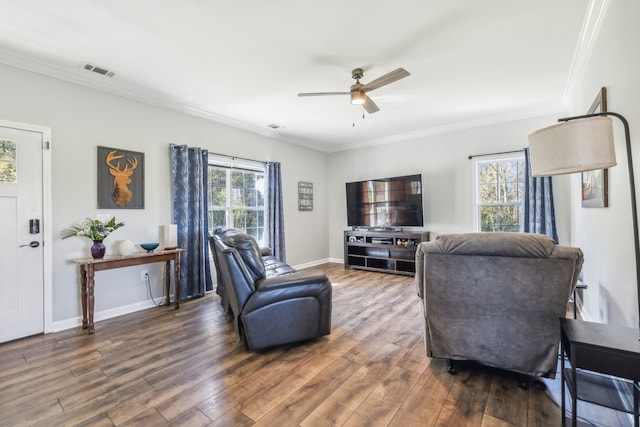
[0,263,628,426]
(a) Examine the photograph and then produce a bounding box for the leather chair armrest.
[260,246,273,256]
[256,269,328,290]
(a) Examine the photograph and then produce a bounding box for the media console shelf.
[344,230,430,276]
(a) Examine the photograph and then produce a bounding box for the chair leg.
[518,375,529,390]
[447,359,457,375]
[533,379,547,390]
[517,375,547,390]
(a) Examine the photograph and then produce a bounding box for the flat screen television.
[346,174,424,228]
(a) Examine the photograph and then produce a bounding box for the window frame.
[207,155,267,245]
[472,153,525,233]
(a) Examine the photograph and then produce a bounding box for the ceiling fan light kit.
[298,67,410,114]
[350,90,365,105]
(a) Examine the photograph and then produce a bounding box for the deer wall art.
[97,147,144,209]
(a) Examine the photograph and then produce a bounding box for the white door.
[0,126,44,342]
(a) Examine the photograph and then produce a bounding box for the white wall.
[0,63,328,329]
[328,115,573,260]
[566,0,640,327]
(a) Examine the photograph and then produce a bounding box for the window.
[208,158,266,244]
[0,139,17,183]
[474,155,525,232]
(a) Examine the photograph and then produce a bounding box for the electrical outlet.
[141,270,149,281]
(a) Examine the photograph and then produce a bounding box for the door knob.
[20,241,40,248]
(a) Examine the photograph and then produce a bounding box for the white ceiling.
[0,0,592,152]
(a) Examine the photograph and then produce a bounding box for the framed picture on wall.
[97,146,145,209]
[298,181,313,211]
[581,87,609,208]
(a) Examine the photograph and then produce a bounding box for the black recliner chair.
[210,227,332,350]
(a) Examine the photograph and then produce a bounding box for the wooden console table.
[69,248,185,334]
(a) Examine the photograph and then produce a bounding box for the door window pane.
[0,140,17,183]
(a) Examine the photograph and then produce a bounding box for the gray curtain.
[169,144,213,299]
[523,147,558,243]
[266,161,286,262]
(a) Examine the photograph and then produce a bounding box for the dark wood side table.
[69,248,185,334]
[560,318,640,427]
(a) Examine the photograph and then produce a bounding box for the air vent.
[83,63,116,78]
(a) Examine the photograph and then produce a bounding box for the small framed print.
[581,87,608,208]
[97,146,145,209]
[298,181,313,211]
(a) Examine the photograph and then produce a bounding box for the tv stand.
[344,230,429,276]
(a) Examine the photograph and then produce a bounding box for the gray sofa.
[415,232,583,379]
[210,227,332,350]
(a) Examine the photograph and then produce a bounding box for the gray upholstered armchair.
[415,232,583,381]
[210,227,332,350]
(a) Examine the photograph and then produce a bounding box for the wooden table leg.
[80,265,88,329]
[87,264,95,334]
[174,253,180,309]
[165,260,171,307]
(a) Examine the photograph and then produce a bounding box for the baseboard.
[292,258,341,270]
[51,297,168,332]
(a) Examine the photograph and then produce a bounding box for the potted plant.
[61,217,125,259]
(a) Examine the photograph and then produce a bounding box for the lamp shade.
[528,116,616,177]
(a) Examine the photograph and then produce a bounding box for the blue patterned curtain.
[169,144,212,299]
[523,147,558,243]
[266,161,286,262]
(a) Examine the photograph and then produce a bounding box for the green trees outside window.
[477,157,524,232]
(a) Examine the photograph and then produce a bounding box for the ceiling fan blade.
[298,92,349,97]
[362,95,380,114]
[361,68,410,92]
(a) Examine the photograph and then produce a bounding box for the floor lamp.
[528,112,640,337]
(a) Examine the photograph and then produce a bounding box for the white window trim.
[208,154,264,172]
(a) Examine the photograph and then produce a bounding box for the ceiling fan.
[298,67,410,114]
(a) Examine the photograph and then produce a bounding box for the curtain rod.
[467,148,524,160]
[208,151,266,165]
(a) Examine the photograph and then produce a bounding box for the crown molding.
[563,0,610,101]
